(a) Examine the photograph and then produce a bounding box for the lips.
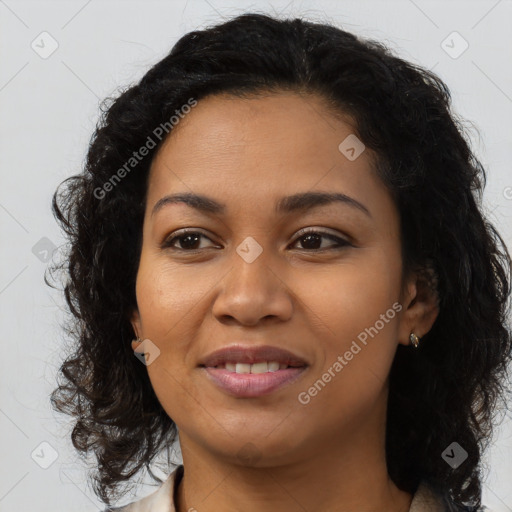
[203,366,307,398]
[198,344,308,368]
[198,344,309,397]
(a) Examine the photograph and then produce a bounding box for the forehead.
[146,92,390,218]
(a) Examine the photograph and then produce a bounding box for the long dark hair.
[48,12,512,510]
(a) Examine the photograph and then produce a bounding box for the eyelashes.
[292,228,352,251]
[160,228,352,253]
[161,230,217,251]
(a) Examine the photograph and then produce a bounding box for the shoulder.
[101,471,494,512]
[410,482,494,512]
[102,465,184,512]
[409,482,446,512]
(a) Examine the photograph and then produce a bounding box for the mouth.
[199,344,308,368]
[198,344,308,397]
[206,361,300,372]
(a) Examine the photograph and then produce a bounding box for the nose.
[211,248,294,326]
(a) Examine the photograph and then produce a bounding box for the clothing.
[105,465,491,511]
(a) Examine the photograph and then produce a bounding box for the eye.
[290,229,351,251]
[161,228,352,252]
[161,229,218,251]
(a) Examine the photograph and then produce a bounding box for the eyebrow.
[151,191,371,218]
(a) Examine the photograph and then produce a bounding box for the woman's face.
[131,91,433,466]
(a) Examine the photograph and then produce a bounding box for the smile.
[212,361,293,372]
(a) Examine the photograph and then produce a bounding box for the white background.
[0,0,511,511]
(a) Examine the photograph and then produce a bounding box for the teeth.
[235,363,251,374]
[217,361,290,373]
[250,362,268,374]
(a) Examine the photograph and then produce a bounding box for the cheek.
[299,250,402,342]
[294,295,399,434]
[134,261,204,420]
[135,257,212,340]
[134,262,207,404]
[294,250,402,406]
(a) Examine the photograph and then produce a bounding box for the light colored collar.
[113,465,446,512]
[112,465,182,512]
[408,481,446,511]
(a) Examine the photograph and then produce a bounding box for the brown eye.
[291,230,351,251]
[161,229,351,252]
[161,230,217,251]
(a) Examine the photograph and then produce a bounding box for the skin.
[130,91,439,512]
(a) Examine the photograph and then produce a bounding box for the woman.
[49,12,510,512]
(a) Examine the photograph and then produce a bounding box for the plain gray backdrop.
[1,0,511,511]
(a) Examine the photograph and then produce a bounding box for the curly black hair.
[48,12,512,510]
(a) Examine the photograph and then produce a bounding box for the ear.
[130,308,143,352]
[397,264,440,347]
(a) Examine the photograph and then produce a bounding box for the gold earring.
[409,333,420,348]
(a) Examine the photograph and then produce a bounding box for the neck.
[174,398,412,512]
